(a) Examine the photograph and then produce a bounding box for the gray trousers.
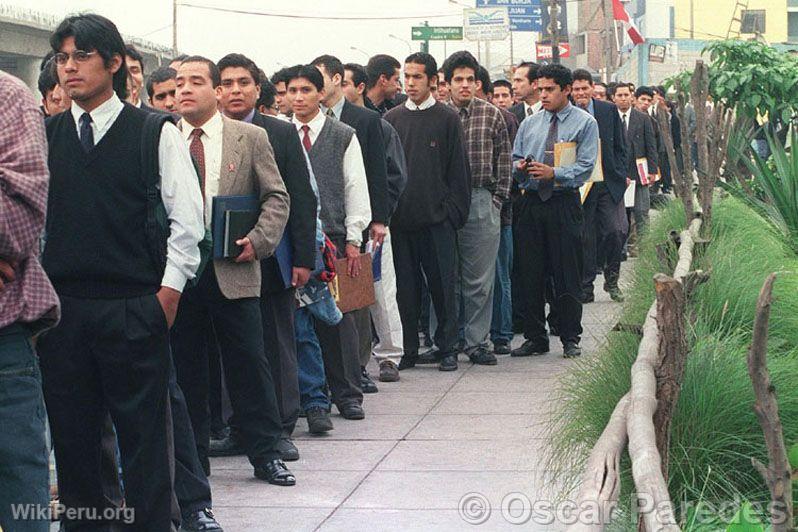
[457,188,501,353]
[633,182,651,232]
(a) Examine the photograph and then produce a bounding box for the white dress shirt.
[70,95,205,293]
[405,93,436,111]
[321,94,346,121]
[179,112,224,226]
[524,101,543,116]
[292,109,371,243]
[618,108,632,130]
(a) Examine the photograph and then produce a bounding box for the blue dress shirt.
[512,102,599,191]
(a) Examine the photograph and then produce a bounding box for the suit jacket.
[250,111,317,293]
[380,118,407,220]
[202,115,290,299]
[625,108,658,183]
[589,98,628,203]
[339,99,389,224]
[509,102,526,125]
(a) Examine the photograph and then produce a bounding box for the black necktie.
[79,112,94,152]
[539,113,558,202]
[622,113,628,132]
[527,106,534,117]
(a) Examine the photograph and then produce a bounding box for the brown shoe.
[379,360,400,382]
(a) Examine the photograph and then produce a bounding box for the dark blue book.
[211,195,259,259]
[274,231,293,288]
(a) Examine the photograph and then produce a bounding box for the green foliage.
[547,197,798,531]
[788,443,798,471]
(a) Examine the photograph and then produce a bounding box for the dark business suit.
[624,108,658,232]
[250,111,317,437]
[509,102,527,125]
[581,98,628,296]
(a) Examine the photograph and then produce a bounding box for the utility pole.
[602,0,615,82]
[550,0,560,64]
[172,0,178,53]
[421,20,430,53]
[509,30,514,67]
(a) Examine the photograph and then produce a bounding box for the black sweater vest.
[43,104,163,298]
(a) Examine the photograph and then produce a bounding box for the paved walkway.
[210,266,627,531]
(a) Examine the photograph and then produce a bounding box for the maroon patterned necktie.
[301,124,313,153]
[189,128,206,203]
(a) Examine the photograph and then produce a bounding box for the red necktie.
[189,128,206,204]
[301,124,312,153]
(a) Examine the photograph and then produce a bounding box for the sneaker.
[360,366,379,394]
[563,342,583,358]
[379,360,400,382]
[305,407,333,434]
[468,347,498,365]
[493,340,511,355]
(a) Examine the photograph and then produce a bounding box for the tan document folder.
[328,253,376,313]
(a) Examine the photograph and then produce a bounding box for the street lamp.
[350,46,370,60]
[389,33,413,55]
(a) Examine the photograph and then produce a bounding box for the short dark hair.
[171,53,189,64]
[493,79,512,93]
[39,51,55,71]
[311,54,344,79]
[609,82,632,97]
[595,81,607,89]
[654,85,666,97]
[257,78,277,110]
[572,68,594,85]
[405,52,437,80]
[50,13,129,100]
[344,63,368,89]
[635,85,655,99]
[270,67,291,86]
[146,66,176,98]
[442,51,479,83]
[476,65,492,94]
[217,53,261,85]
[516,61,540,83]
[286,64,325,92]
[181,55,221,87]
[125,44,144,73]
[537,64,573,90]
[366,54,400,89]
[38,59,59,97]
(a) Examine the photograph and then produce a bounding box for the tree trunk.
[691,61,712,233]
[655,105,694,220]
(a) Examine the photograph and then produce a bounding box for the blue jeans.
[295,308,330,411]
[0,324,49,532]
[490,225,514,344]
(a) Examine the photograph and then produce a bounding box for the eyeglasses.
[54,50,98,65]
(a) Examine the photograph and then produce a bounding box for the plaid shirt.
[452,97,512,207]
[0,72,59,334]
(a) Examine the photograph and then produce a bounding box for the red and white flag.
[612,0,645,45]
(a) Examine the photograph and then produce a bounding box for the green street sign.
[411,26,463,41]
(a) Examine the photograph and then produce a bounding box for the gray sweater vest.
[307,117,356,240]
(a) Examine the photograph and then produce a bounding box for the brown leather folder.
[328,253,376,313]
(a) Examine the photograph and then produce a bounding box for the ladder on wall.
[726,0,750,39]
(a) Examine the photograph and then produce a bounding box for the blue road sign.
[477,0,542,32]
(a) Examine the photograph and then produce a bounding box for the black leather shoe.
[417,349,439,364]
[438,354,458,371]
[511,340,549,357]
[468,347,497,365]
[254,459,296,486]
[548,326,560,337]
[338,403,365,420]
[563,342,583,358]
[276,437,299,461]
[493,340,511,355]
[305,407,333,434]
[208,432,244,457]
[398,353,418,370]
[360,366,379,394]
[181,508,223,531]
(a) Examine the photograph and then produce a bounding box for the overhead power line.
[178,2,463,20]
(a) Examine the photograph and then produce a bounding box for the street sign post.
[411,26,464,41]
[463,7,510,41]
[476,0,542,32]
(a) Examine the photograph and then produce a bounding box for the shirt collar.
[545,102,575,123]
[321,95,346,120]
[71,93,123,132]
[453,97,475,116]
[242,109,256,123]
[180,111,223,141]
[586,99,595,116]
[291,108,326,133]
[405,93,436,111]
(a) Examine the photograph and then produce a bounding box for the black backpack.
[141,112,212,285]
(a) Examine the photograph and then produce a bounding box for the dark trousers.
[171,265,282,468]
[314,237,363,408]
[583,183,624,293]
[515,192,584,346]
[38,295,173,531]
[392,221,459,357]
[0,324,49,532]
[261,287,300,436]
[207,325,225,436]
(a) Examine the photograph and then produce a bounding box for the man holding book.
[170,55,296,486]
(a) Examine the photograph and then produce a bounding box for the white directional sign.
[463,7,510,41]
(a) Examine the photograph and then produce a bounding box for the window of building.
[790,12,798,43]
[573,33,586,55]
[740,10,766,34]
